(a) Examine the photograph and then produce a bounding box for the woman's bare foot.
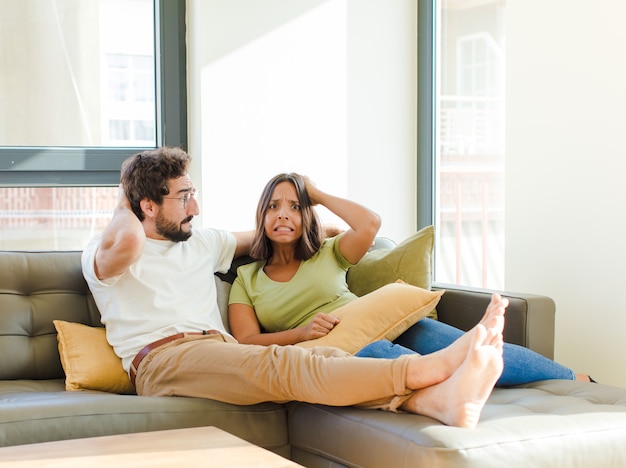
[401,323,504,428]
[479,293,508,329]
[404,294,507,389]
[446,293,507,357]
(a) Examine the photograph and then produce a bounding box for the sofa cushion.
[53,320,135,395]
[347,225,436,319]
[295,282,443,354]
[0,251,101,381]
[215,276,233,334]
[287,380,626,467]
[0,380,289,455]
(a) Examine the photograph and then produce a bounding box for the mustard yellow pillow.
[53,320,135,394]
[296,281,443,354]
[347,225,437,319]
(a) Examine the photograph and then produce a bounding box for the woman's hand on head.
[301,313,340,341]
[298,175,380,265]
[302,175,321,206]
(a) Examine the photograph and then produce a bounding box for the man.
[82,147,507,428]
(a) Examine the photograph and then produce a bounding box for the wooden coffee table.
[0,426,301,467]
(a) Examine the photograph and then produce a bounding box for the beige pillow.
[347,225,437,319]
[296,281,443,354]
[53,320,135,395]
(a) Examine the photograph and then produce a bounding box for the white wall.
[186,0,417,242]
[506,0,626,387]
[346,1,417,239]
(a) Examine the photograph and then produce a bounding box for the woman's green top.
[229,236,357,332]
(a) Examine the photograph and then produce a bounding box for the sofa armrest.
[431,282,556,359]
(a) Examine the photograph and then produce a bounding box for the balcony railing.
[435,95,505,289]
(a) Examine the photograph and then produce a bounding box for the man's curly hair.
[120,147,191,221]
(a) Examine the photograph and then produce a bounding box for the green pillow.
[347,225,436,319]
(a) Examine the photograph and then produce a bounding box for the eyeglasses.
[163,188,198,209]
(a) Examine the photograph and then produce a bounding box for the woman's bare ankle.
[405,353,453,390]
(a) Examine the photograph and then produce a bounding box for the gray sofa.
[1,249,626,467]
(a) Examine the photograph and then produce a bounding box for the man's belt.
[129,330,221,386]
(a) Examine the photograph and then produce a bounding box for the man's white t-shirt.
[82,228,236,373]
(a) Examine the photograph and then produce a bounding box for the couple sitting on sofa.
[81,147,582,433]
[228,172,591,387]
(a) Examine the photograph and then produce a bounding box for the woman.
[228,173,590,386]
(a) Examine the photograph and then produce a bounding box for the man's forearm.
[232,231,254,258]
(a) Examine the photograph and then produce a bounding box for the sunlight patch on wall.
[200,1,348,231]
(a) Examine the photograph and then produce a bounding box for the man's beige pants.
[136,334,414,412]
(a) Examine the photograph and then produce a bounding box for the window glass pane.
[0,187,117,250]
[435,0,506,289]
[0,0,155,147]
[134,120,155,141]
[109,120,131,140]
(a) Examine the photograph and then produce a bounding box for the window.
[0,186,118,250]
[419,0,506,289]
[104,52,156,146]
[0,0,186,250]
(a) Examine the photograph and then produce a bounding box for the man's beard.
[155,212,193,242]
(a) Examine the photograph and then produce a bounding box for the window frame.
[0,0,187,187]
[417,0,436,229]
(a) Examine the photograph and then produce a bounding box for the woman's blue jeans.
[355,318,575,386]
